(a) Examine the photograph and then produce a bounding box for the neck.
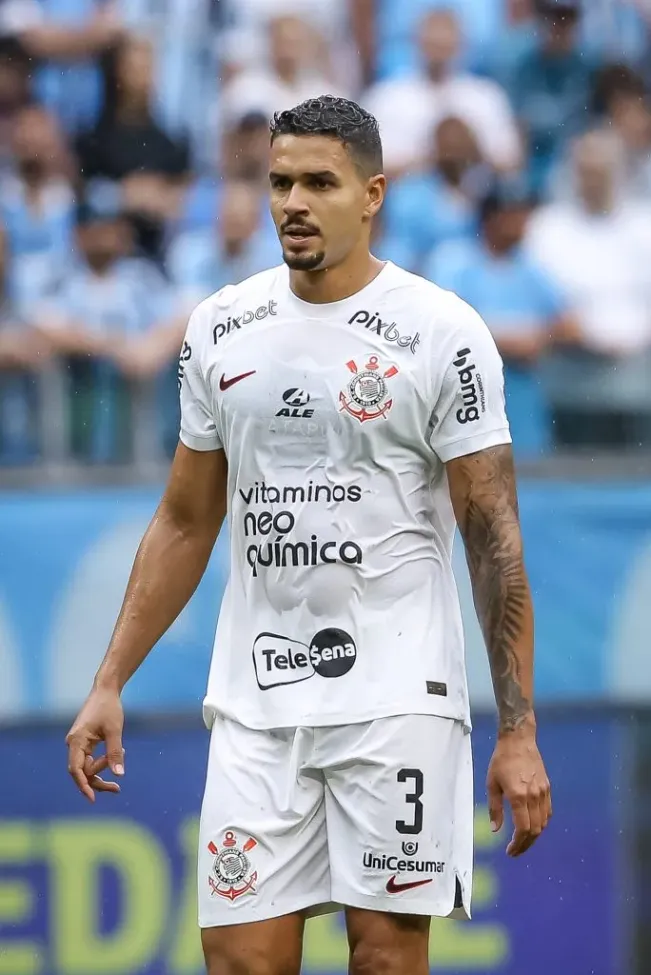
[116,98,149,123]
[274,62,299,85]
[425,62,447,83]
[290,247,385,304]
[224,238,246,259]
[582,192,613,215]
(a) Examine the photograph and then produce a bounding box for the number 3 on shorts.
[395,768,424,835]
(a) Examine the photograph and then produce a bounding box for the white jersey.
[179,262,511,731]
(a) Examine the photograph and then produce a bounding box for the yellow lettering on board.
[0,821,43,975]
[48,819,169,975]
[169,817,203,974]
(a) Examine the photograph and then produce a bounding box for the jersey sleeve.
[428,297,512,463]
[178,302,222,452]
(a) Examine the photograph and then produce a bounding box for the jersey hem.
[202,698,472,734]
[435,427,512,463]
[329,885,471,921]
[179,429,222,452]
[198,893,337,929]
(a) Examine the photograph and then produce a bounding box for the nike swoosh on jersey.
[385,876,433,894]
[219,370,257,391]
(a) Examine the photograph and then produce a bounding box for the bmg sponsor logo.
[348,310,420,354]
[253,628,357,689]
[213,300,277,344]
[453,347,486,424]
[177,341,191,390]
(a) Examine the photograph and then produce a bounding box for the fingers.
[105,729,125,777]
[85,754,121,794]
[89,775,121,795]
[507,778,553,857]
[506,796,531,857]
[67,739,96,803]
[487,778,504,834]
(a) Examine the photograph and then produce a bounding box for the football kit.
[178,261,511,924]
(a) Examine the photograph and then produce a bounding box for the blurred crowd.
[1,0,651,464]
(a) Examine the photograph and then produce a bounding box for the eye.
[311,176,330,190]
[270,175,291,191]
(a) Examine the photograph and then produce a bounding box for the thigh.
[202,914,304,975]
[198,716,331,929]
[324,714,473,919]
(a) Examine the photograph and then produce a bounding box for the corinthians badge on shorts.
[208,831,258,901]
[339,355,399,423]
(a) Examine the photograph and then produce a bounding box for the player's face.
[269,134,384,272]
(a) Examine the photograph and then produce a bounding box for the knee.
[202,929,298,975]
[349,941,408,975]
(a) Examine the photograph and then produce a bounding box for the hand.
[66,685,125,803]
[486,722,552,857]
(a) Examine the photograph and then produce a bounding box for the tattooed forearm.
[447,445,534,733]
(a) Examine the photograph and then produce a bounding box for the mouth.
[282,226,319,245]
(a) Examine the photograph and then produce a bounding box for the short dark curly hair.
[270,95,383,178]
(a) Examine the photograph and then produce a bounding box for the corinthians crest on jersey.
[339,354,399,423]
[207,831,258,901]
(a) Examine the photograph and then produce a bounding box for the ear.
[364,174,386,221]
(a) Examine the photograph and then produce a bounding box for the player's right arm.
[66,299,226,802]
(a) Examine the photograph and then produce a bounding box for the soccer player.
[66,96,551,975]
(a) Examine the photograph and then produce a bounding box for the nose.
[282,184,310,219]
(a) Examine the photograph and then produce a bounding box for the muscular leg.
[202,913,305,975]
[346,907,430,975]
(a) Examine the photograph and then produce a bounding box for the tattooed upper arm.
[446,444,534,732]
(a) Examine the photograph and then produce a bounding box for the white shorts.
[198,713,473,928]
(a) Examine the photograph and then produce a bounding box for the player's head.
[269,95,385,272]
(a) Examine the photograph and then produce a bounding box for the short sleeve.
[429,298,512,463]
[178,303,222,452]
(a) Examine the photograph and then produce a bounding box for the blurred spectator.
[526,130,651,447]
[0,223,49,460]
[0,104,75,311]
[219,0,360,88]
[0,0,124,132]
[382,116,488,272]
[76,36,190,182]
[549,63,651,202]
[427,176,576,456]
[508,0,594,192]
[35,201,171,357]
[169,180,280,311]
[77,35,190,263]
[0,37,31,176]
[596,65,651,200]
[219,15,346,133]
[32,200,175,460]
[363,9,522,178]
[181,111,272,238]
[374,0,508,81]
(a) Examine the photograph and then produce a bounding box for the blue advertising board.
[0,714,629,975]
[1,483,651,716]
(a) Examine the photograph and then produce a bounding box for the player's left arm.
[447,444,552,857]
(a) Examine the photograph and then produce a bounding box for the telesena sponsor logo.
[213,300,277,344]
[453,347,486,424]
[348,310,420,354]
[363,852,445,874]
[253,628,357,689]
